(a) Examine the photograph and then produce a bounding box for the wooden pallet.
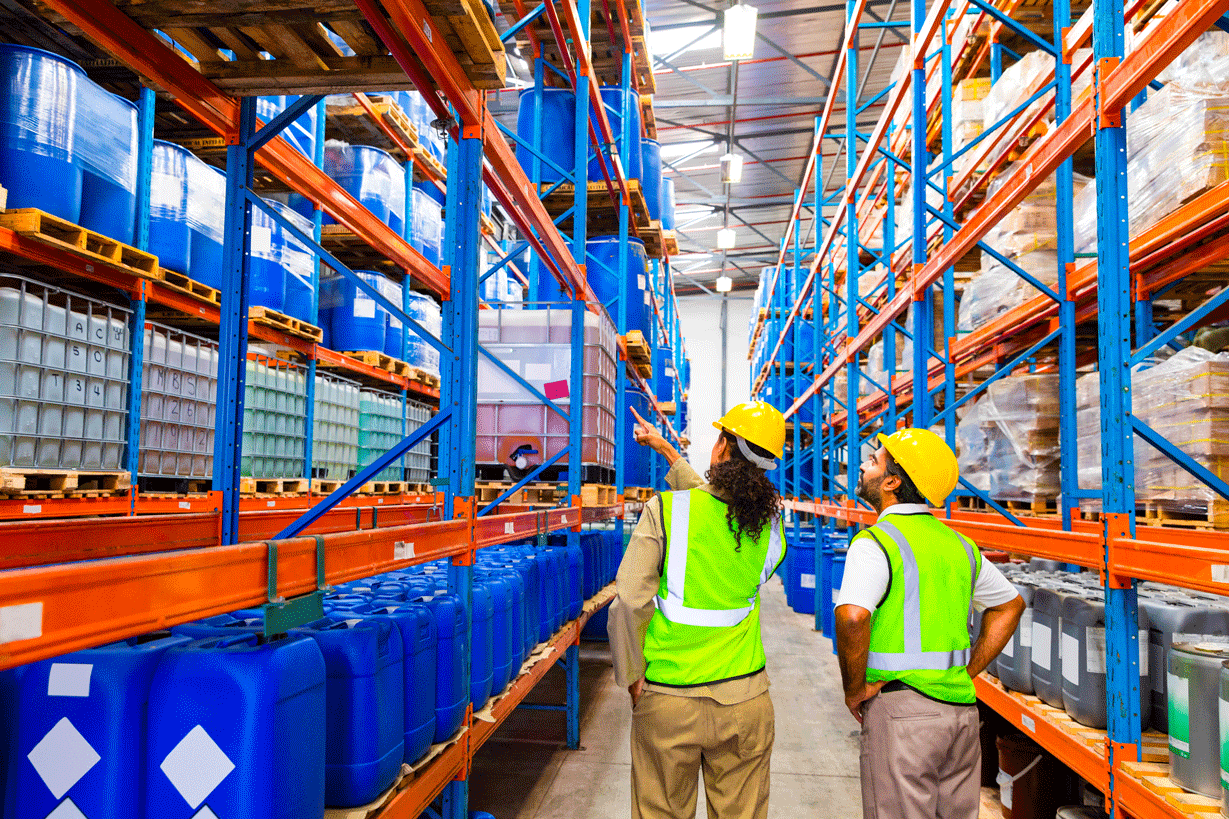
[239,477,309,495]
[624,486,655,502]
[412,143,448,180]
[640,94,657,140]
[0,208,160,279]
[318,224,399,275]
[310,478,347,495]
[137,476,210,495]
[640,221,664,259]
[662,229,679,256]
[325,94,418,161]
[623,330,653,377]
[580,483,616,507]
[1120,760,1222,815]
[160,269,222,305]
[343,350,412,378]
[356,480,408,495]
[420,0,507,90]
[248,305,324,343]
[537,180,653,232]
[1140,500,1229,530]
[480,211,499,236]
[475,481,562,505]
[0,468,130,498]
[407,365,442,390]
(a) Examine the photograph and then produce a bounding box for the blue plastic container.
[515,87,576,183]
[499,567,527,667]
[416,179,446,209]
[247,198,286,311]
[0,44,84,222]
[8,633,190,819]
[787,531,816,615]
[661,177,676,229]
[146,632,327,818]
[497,552,541,658]
[171,614,266,639]
[322,269,387,352]
[380,277,404,359]
[148,139,192,275]
[590,86,642,183]
[479,573,515,694]
[557,540,584,621]
[418,593,468,743]
[185,158,226,289]
[268,199,317,324]
[404,290,442,376]
[292,618,405,807]
[307,142,405,235]
[470,581,495,710]
[77,88,138,245]
[256,95,318,160]
[411,185,443,268]
[654,348,676,405]
[640,138,663,222]
[585,235,648,336]
[327,602,438,764]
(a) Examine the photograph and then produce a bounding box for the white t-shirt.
[833,504,1021,613]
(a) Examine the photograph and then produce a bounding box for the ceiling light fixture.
[720,152,743,184]
[722,4,758,61]
[716,228,737,250]
[716,275,733,293]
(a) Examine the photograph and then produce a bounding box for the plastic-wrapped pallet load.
[957,373,1060,503]
[312,372,360,481]
[951,77,992,180]
[1133,347,1229,521]
[982,49,1092,151]
[242,355,307,478]
[1075,370,1102,513]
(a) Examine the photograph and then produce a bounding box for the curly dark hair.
[706,431,783,548]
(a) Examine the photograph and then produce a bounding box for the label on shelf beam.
[505,522,515,534]
[23,505,41,514]
[394,541,415,560]
[1212,565,1229,583]
[0,601,43,644]
[1021,715,1035,733]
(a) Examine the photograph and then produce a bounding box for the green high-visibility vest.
[643,488,786,687]
[862,513,981,704]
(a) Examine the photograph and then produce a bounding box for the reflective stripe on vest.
[865,519,979,672]
[653,490,784,628]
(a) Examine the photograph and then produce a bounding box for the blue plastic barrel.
[404,290,442,376]
[268,199,317,324]
[380,277,404,358]
[654,348,676,405]
[185,157,226,289]
[787,531,817,615]
[293,618,405,807]
[661,177,676,229]
[470,580,495,711]
[622,387,653,488]
[77,88,138,244]
[585,235,648,336]
[515,87,576,183]
[415,179,446,209]
[322,269,387,352]
[146,632,327,817]
[418,592,467,743]
[327,602,438,765]
[0,44,84,222]
[640,138,663,221]
[590,86,642,183]
[248,198,286,311]
[319,142,405,234]
[149,140,192,275]
[411,186,443,268]
[9,633,190,819]
[256,95,317,159]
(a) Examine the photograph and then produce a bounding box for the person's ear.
[880,472,901,495]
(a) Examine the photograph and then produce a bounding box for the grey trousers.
[859,687,981,819]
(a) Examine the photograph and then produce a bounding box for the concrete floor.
[468,577,863,818]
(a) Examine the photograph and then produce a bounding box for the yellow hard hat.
[713,401,786,462]
[876,428,959,507]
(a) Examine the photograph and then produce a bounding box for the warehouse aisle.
[469,576,862,818]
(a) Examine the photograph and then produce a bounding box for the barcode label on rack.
[23,505,40,514]
[505,522,515,534]
[179,501,190,509]
[0,602,42,644]
[1212,565,1229,583]
[1022,715,1035,733]
[394,542,415,560]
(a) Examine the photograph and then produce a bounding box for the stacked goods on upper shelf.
[951,78,991,180]
[957,165,1090,333]
[957,373,1060,503]
[474,305,617,481]
[319,269,443,377]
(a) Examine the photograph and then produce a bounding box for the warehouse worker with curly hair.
[610,401,788,819]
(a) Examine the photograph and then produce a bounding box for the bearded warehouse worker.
[609,401,788,819]
[835,428,1025,819]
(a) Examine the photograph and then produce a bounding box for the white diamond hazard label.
[193,807,220,819]
[45,799,87,819]
[159,725,235,809]
[28,718,100,800]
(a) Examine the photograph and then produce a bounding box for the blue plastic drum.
[321,269,387,352]
[268,199,317,324]
[403,290,442,376]
[380,276,404,359]
[411,186,443,268]
[148,139,192,275]
[0,44,84,222]
[77,88,138,244]
[248,198,286,311]
[585,235,648,335]
[185,157,226,289]
[661,177,676,229]
[590,86,642,183]
[640,138,663,221]
[516,87,576,183]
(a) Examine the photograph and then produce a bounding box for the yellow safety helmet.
[876,428,959,507]
[713,401,786,468]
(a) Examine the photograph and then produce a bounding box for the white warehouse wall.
[675,292,756,472]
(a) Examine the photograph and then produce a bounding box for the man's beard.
[856,474,879,506]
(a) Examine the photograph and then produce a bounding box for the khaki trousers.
[859,687,981,819]
[630,689,774,819]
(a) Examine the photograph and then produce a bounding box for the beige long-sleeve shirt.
[608,459,771,705]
